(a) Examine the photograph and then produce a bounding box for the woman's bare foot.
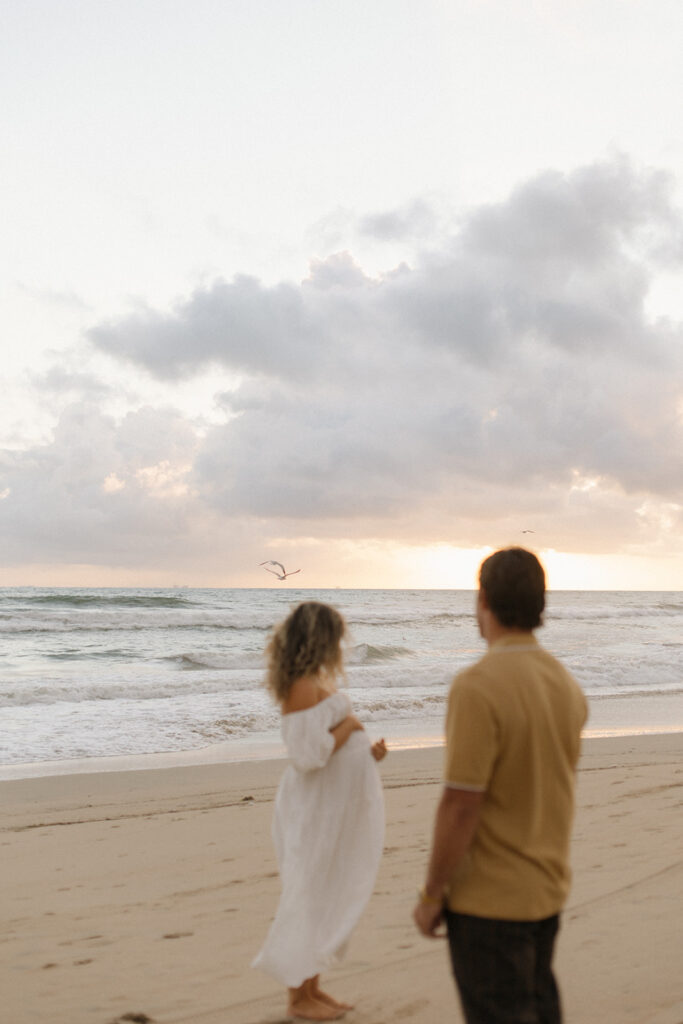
[287,980,346,1021]
[311,982,354,1011]
[287,994,345,1020]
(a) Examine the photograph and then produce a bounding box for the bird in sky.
[521,530,535,534]
[259,560,302,581]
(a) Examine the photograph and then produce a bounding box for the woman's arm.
[283,677,363,756]
[329,713,364,752]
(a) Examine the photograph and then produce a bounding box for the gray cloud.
[0,404,201,565]
[3,158,682,569]
[90,274,318,382]
[91,159,682,377]
[358,199,439,242]
[31,366,113,398]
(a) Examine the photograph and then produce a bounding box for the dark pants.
[445,910,562,1024]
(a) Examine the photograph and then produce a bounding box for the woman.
[252,601,387,1021]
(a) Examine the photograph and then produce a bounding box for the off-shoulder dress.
[252,691,384,987]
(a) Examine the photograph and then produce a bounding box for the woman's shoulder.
[282,675,332,715]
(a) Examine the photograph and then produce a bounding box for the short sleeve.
[444,673,498,791]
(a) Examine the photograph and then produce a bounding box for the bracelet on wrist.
[418,885,443,906]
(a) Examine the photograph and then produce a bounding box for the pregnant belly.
[334,729,372,769]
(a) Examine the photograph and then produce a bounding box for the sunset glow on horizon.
[1,544,681,592]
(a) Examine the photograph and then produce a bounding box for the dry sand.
[2,733,682,1024]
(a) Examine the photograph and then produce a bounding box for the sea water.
[1,587,682,773]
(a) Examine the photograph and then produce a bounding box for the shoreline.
[1,721,682,783]
[2,688,682,782]
[2,733,682,1024]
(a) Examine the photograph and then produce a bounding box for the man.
[413,548,587,1024]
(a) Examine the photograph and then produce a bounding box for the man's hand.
[413,787,484,941]
[413,898,446,938]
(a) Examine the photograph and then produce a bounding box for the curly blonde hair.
[265,602,346,703]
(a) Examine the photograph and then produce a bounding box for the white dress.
[252,691,384,987]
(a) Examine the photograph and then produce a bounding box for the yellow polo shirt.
[444,634,587,921]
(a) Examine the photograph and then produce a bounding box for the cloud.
[3,158,683,573]
[358,198,440,242]
[0,404,203,565]
[89,274,317,382]
[30,365,113,398]
[16,283,91,312]
[91,159,683,378]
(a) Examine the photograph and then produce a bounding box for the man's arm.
[413,785,484,937]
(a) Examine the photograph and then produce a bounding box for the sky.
[2,0,683,589]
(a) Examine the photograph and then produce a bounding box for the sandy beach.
[2,732,682,1024]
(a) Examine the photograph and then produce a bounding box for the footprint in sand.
[395,999,430,1017]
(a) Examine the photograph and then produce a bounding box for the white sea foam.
[0,587,681,766]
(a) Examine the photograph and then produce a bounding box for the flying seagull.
[260,560,302,581]
[521,530,535,534]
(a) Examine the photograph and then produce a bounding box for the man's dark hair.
[479,548,545,630]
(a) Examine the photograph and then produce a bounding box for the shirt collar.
[489,633,539,652]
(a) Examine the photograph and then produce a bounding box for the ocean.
[1,587,682,776]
